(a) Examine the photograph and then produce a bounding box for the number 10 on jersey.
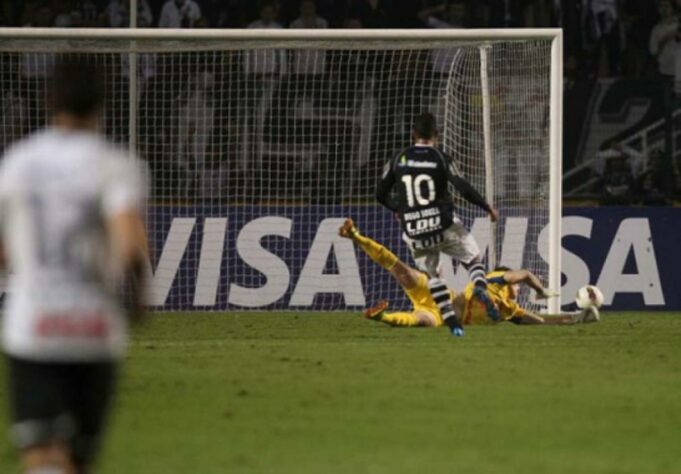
[401,174,436,207]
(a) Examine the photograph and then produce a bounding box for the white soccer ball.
[575,285,604,309]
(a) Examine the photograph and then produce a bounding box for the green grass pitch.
[2,312,681,473]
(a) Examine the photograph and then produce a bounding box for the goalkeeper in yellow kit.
[339,218,599,327]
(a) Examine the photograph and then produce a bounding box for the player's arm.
[445,160,498,221]
[509,311,545,325]
[501,269,557,299]
[511,310,585,326]
[104,158,149,323]
[376,159,399,211]
[0,198,6,271]
[505,297,550,324]
[0,157,13,272]
[107,210,148,322]
[508,298,584,325]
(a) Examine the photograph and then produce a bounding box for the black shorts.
[5,355,117,466]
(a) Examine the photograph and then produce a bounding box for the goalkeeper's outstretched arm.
[510,311,594,325]
[509,312,571,325]
[499,269,558,299]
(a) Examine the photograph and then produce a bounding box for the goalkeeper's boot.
[472,286,501,322]
[363,300,389,321]
[339,218,359,239]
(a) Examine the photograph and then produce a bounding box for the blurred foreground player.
[0,58,148,474]
[339,219,597,328]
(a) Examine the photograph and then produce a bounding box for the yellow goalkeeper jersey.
[462,271,526,325]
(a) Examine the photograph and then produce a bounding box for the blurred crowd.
[0,1,649,77]
[1,0,680,204]
[4,0,546,30]
[0,0,655,72]
[0,0,677,87]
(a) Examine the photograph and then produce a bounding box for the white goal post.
[0,27,562,314]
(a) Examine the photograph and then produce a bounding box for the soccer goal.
[0,28,562,314]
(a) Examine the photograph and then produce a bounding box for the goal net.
[0,29,562,313]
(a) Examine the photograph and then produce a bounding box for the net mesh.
[0,36,553,312]
[442,42,551,310]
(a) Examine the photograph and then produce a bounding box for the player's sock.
[428,278,464,335]
[466,261,488,288]
[472,286,501,322]
[354,234,398,271]
[381,312,421,327]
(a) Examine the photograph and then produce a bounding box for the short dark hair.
[413,112,438,140]
[493,265,512,272]
[51,56,103,118]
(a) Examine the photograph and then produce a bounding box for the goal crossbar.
[0,27,563,43]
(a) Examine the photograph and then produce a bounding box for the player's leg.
[339,218,399,272]
[404,240,464,334]
[339,219,443,328]
[389,259,423,290]
[382,310,439,327]
[339,219,422,289]
[427,276,463,334]
[452,292,468,324]
[364,301,439,327]
[400,233,464,333]
[440,224,502,322]
[409,248,440,278]
[440,221,488,288]
[462,255,487,288]
[339,219,460,331]
[6,357,77,474]
[401,254,463,330]
[391,252,463,336]
[69,362,118,474]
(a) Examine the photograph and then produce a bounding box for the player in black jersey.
[376,112,499,335]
